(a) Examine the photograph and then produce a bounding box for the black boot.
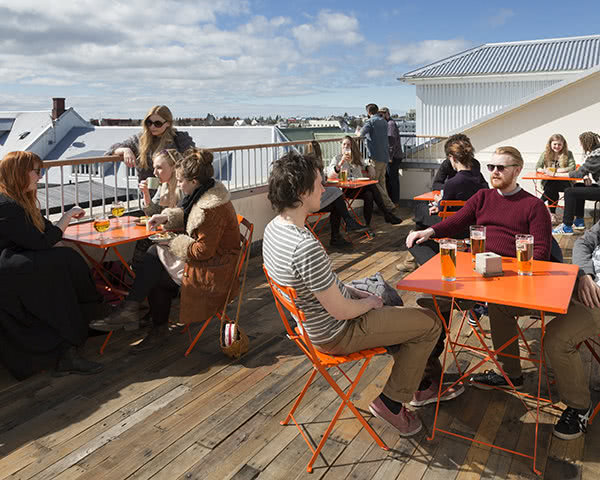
[130,324,169,354]
[343,216,369,233]
[90,300,141,332]
[330,235,352,249]
[384,212,403,225]
[53,346,104,377]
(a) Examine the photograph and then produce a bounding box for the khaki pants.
[316,306,441,403]
[372,161,396,211]
[489,298,600,410]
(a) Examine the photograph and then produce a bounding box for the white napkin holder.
[475,252,503,277]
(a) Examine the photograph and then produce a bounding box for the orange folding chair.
[438,199,466,219]
[579,334,600,424]
[305,212,329,248]
[263,266,388,473]
[184,215,253,356]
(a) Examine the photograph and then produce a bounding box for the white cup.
[146,177,160,189]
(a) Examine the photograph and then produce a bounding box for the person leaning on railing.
[305,140,368,249]
[0,151,106,380]
[553,132,600,235]
[91,149,241,354]
[105,105,195,182]
[535,133,576,224]
[327,136,402,230]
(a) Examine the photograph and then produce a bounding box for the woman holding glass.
[535,134,576,223]
[328,136,402,229]
[0,151,105,379]
[106,105,195,182]
[91,149,241,354]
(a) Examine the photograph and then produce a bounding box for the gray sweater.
[573,220,600,281]
[568,147,600,183]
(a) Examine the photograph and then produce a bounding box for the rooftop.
[0,213,597,479]
[401,34,600,80]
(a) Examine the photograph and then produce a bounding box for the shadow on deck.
[0,209,598,480]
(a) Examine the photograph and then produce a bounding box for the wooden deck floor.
[1,208,599,480]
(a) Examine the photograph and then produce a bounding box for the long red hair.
[0,151,45,231]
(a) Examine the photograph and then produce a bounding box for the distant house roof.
[0,111,52,155]
[401,34,600,81]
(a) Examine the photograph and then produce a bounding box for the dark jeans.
[356,184,389,225]
[129,245,179,326]
[413,202,441,231]
[408,239,439,266]
[542,180,570,213]
[386,157,402,204]
[318,196,349,239]
[563,184,600,225]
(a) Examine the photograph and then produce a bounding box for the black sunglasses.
[145,119,167,128]
[486,164,519,173]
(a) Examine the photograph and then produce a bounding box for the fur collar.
[184,181,231,234]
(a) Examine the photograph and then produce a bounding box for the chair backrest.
[236,214,254,278]
[263,265,321,363]
[438,199,466,219]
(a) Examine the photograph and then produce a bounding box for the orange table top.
[413,190,440,202]
[63,216,160,248]
[396,251,578,314]
[522,172,580,181]
[326,179,378,188]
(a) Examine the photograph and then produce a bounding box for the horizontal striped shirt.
[263,217,349,345]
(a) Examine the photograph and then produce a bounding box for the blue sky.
[0,0,599,119]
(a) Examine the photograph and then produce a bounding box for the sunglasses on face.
[145,119,166,128]
[486,164,519,173]
[32,168,42,176]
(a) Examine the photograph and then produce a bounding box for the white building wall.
[416,79,563,136]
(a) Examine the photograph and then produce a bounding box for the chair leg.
[100,331,113,355]
[281,369,318,425]
[184,316,213,357]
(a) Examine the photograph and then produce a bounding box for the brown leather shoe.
[89,300,141,332]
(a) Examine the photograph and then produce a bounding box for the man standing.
[406,146,553,389]
[358,103,396,211]
[263,151,461,437]
[380,107,403,206]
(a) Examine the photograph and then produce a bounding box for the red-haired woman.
[106,105,195,182]
[0,151,104,379]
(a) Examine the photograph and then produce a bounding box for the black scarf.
[181,179,215,230]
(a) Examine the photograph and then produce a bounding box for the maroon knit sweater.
[431,188,552,260]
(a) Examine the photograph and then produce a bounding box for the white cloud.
[365,69,386,79]
[387,39,472,66]
[292,10,363,52]
[489,8,514,27]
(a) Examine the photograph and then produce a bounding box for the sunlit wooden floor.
[0,207,598,480]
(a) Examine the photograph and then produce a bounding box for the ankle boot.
[130,324,169,354]
[343,216,369,233]
[330,235,352,249]
[384,212,403,225]
[89,300,141,332]
[53,346,104,377]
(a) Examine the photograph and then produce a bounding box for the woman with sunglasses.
[0,151,105,379]
[553,132,600,235]
[91,149,241,353]
[106,105,195,182]
[535,134,576,224]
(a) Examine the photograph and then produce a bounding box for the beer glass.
[470,225,486,263]
[93,215,110,241]
[110,201,125,225]
[515,234,534,276]
[339,169,348,182]
[440,238,457,281]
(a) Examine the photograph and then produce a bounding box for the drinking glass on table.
[470,225,486,263]
[93,215,111,241]
[515,234,534,276]
[339,169,348,182]
[440,238,457,281]
[110,201,125,225]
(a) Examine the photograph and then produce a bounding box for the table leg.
[343,187,372,240]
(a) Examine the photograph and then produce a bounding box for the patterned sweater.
[431,188,552,260]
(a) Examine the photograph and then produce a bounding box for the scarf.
[181,178,215,229]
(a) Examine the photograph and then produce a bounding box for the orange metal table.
[397,251,578,475]
[326,179,377,239]
[522,172,580,209]
[413,190,440,202]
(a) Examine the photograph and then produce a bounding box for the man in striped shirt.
[263,151,458,437]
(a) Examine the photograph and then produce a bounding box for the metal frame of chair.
[579,335,600,424]
[184,214,253,356]
[263,266,389,473]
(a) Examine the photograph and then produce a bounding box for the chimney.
[52,97,66,120]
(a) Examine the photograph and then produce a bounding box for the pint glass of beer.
[440,239,457,281]
[470,225,486,262]
[339,169,348,182]
[515,234,534,276]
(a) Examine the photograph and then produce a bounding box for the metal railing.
[39,135,444,219]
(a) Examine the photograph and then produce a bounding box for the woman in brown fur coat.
[91,149,241,353]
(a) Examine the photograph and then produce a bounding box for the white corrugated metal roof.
[401,34,600,80]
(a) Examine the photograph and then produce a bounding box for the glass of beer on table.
[110,201,125,225]
[515,234,534,276]
[93,214,111,241]
[470,225,486,263]
[440,238,457,281]
[339,169,348,182]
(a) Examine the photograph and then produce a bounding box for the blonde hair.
[138,105,175,170]
[152,149,183,207]
[0,151,45,231]
[494,146,524,168]
[542,134,569,168]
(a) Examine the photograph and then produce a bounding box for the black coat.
[0,194,99,379]
[432,158,486,191]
